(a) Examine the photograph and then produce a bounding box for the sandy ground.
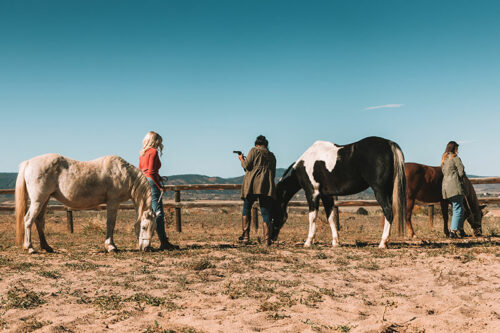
[0,208,499,333]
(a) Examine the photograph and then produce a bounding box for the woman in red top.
[139,131,178,250]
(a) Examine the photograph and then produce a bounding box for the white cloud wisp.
[365,104,404,111]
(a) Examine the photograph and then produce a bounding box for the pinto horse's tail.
[390,142,407,236]
[15,161,28,246]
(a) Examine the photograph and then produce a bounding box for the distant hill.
[167,168,287,185]
[0,173,17,189]
[0,168,288,189]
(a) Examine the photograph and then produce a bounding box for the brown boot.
[262,221,272,246]
[238,216,251,242]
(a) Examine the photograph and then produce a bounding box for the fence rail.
[1,177,499,233]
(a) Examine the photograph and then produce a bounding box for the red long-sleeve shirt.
[139,148,162,190]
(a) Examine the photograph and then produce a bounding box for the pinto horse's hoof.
[106,246,118,253]
[42,246,54,253]
[28,247,36,254]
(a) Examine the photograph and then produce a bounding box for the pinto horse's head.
[270,163,300,242]
[270,199,288,242]
[135,210,157,251]
[270,179,293,242]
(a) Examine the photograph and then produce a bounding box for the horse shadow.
[290,238,499,249]
[88,238,498,254]
[96,242,241,254]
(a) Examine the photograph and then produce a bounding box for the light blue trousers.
[449,195,465,231]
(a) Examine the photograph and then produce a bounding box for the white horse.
[15,154,157,253]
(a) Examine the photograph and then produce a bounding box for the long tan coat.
[441,155,465,199]
[241,146,276,199]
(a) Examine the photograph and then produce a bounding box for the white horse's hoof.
[378,243,387,249]
[331,242,340,247]
[28,247,36,254]
[304,242,312,248]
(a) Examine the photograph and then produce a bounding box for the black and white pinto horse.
[271,136,407,248]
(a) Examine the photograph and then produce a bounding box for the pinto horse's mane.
[280,162,296,182]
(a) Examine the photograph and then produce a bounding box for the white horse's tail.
[390,142,407,236]
[15,161,28,246]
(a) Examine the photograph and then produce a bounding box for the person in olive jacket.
[237,135,276,245]
[441,141,467,238]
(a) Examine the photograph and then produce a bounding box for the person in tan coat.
[237,135,276,245]
[441,141,467,238]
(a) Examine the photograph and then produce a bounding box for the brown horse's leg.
[440,200,450,237]
[406,198,416,238]
[34,200,53,252]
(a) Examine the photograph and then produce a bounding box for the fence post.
[333,196,340,230]
[428,205,434,227]
[175,190,182,232]
[252,205,259,231]
[66,210,74,233]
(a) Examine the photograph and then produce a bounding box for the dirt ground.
[0,207,499,333]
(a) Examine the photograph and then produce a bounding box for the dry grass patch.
[2,284,47,309]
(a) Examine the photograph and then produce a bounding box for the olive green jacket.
[241,146,276,199]
[441,155,466,199]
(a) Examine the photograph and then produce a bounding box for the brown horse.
[404,162,485,238]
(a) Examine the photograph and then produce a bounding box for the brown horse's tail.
[15,161,28,246]
[390,142,407,236]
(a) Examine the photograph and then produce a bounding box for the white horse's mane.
[128,163,153,216]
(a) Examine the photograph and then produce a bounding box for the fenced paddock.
[1,177,500,233]
[0,179,499,332]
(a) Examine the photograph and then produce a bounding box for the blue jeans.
[147,178,167,241]
[242,194,272,226]
[449,195,465,231]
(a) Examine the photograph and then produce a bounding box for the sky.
[1,0,499,177]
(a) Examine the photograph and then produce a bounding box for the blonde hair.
[140,131,164,156]
[441,141,459,166]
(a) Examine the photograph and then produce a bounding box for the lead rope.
[158,176,168,204]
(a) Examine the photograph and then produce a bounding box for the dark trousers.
[242,194,272,226]
[147,178,167,241]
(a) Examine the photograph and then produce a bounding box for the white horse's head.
[135,211,157,251]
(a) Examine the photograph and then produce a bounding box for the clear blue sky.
[1,0,499,177]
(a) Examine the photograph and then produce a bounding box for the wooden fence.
[1,177,499,234]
